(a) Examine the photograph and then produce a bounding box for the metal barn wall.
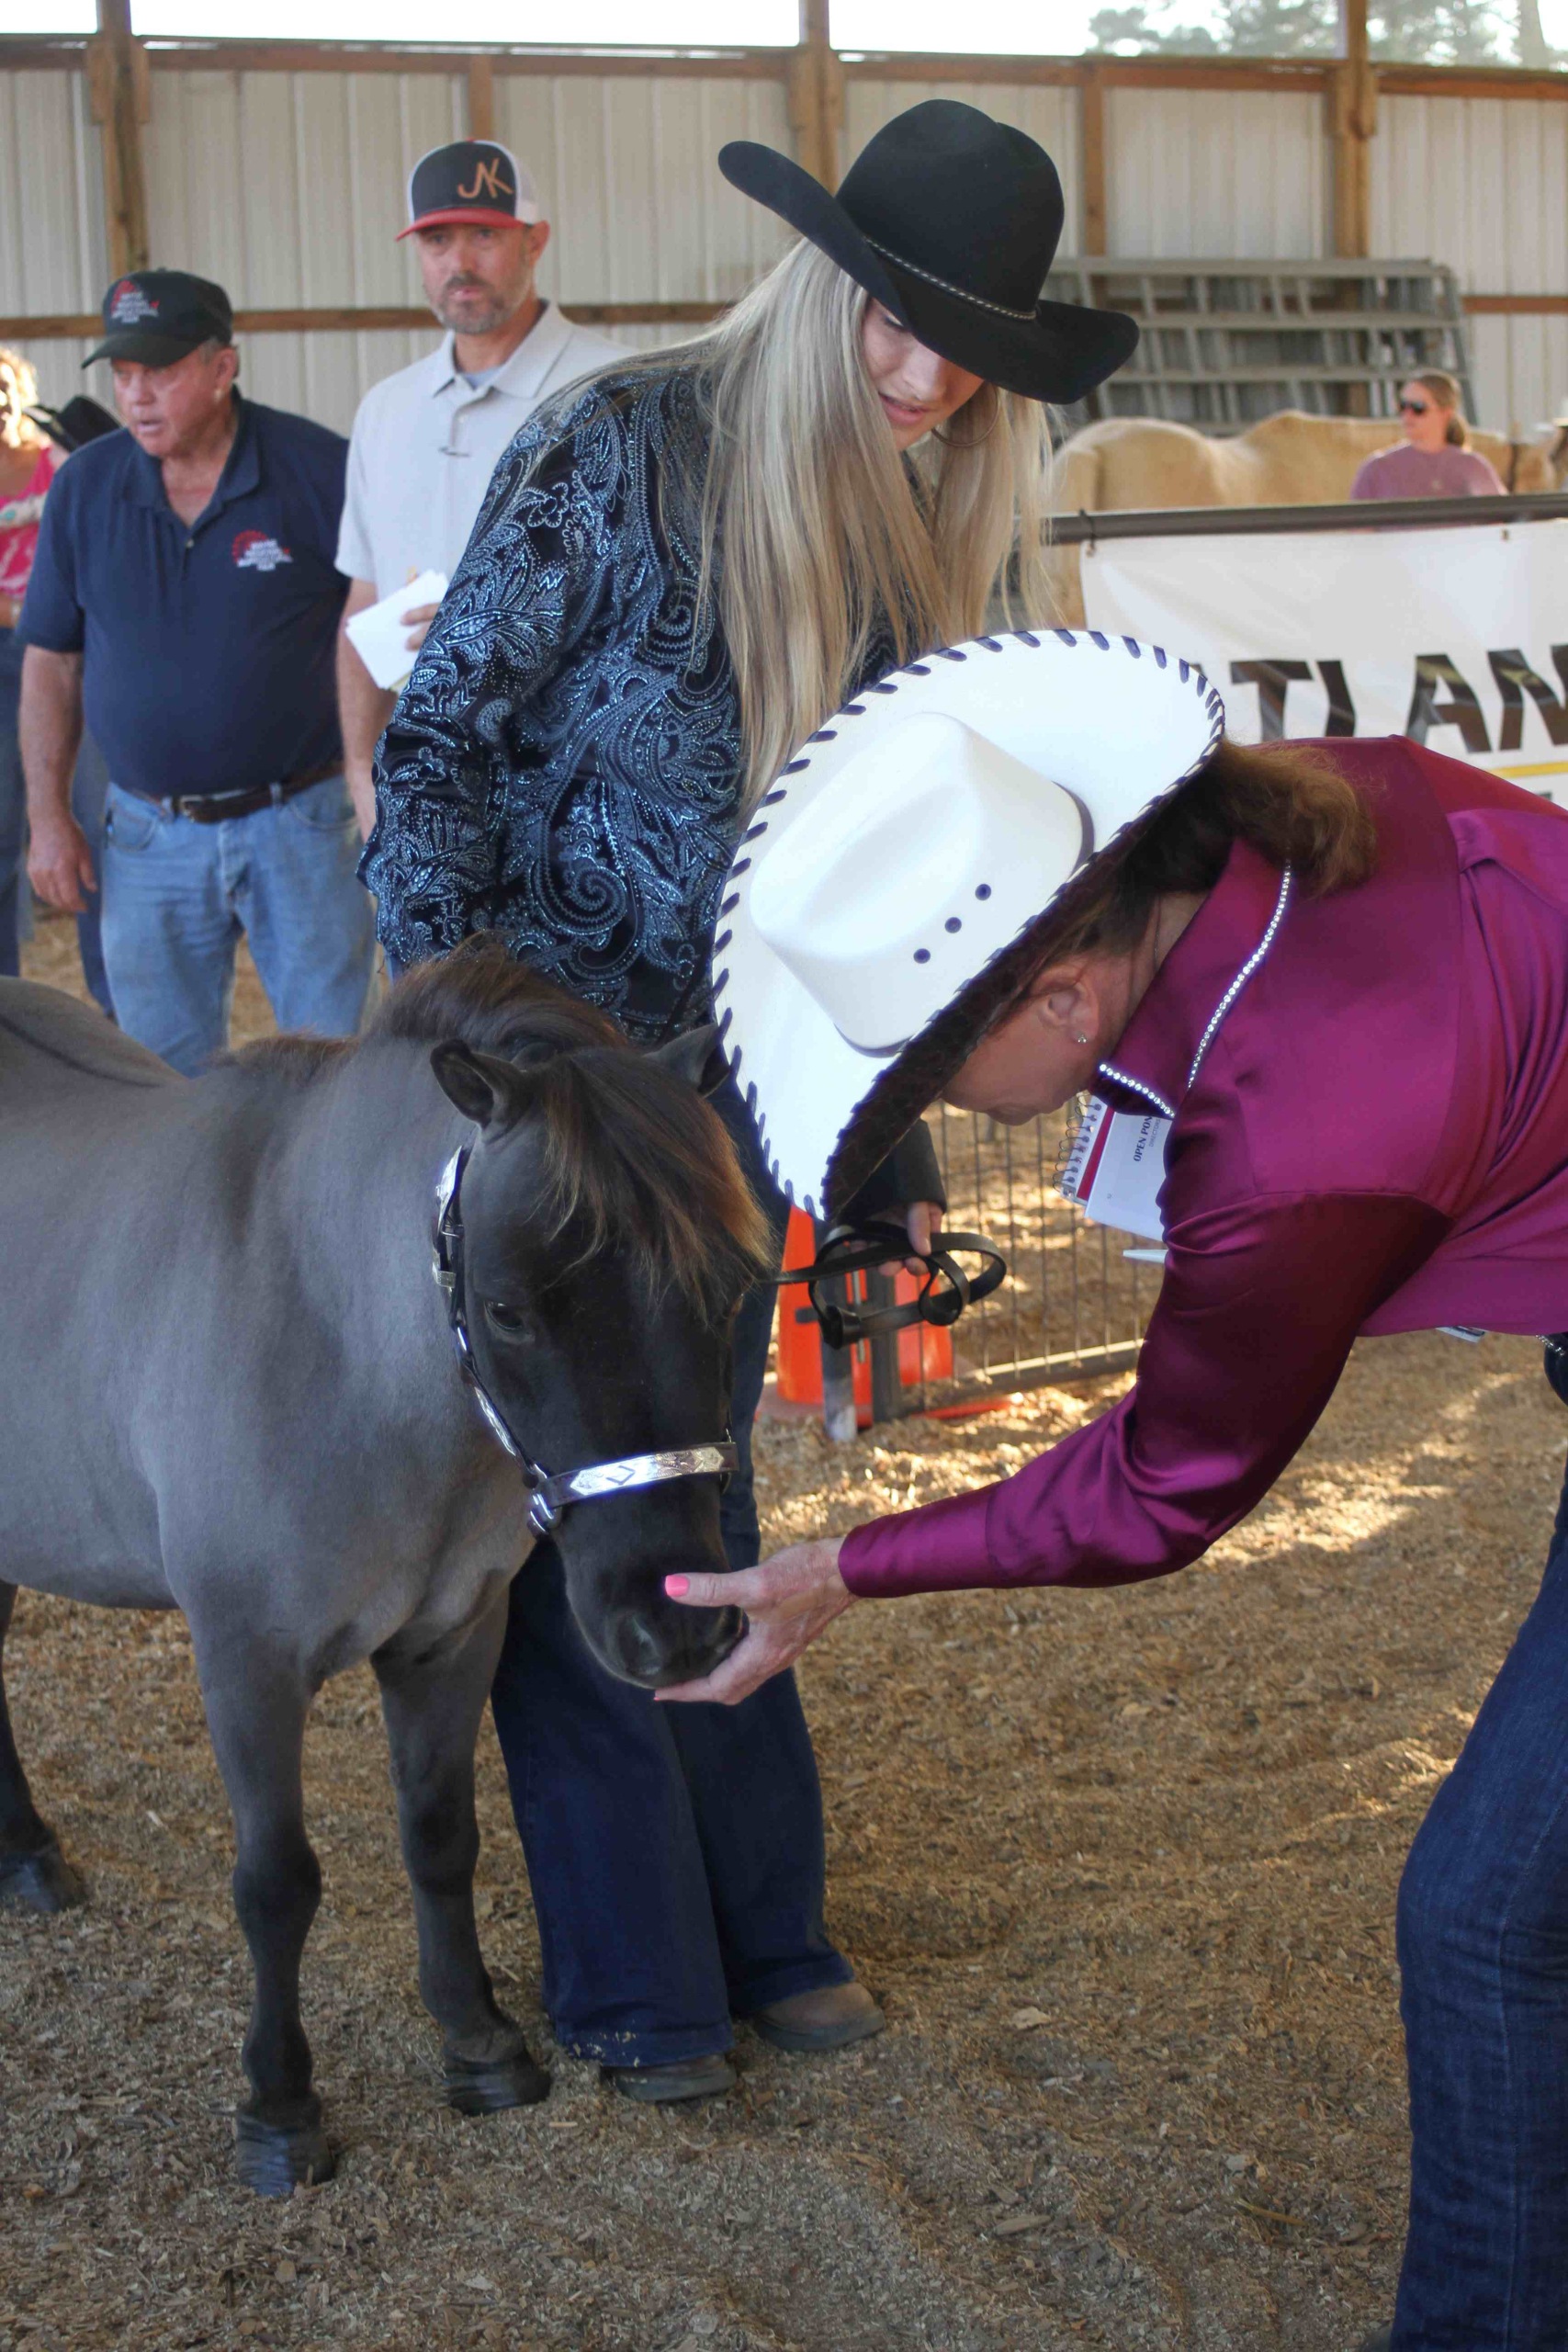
[1371,95,1568,429]
[1103,86,1330,260]
[844,78,1082,250]
[0,63,107,412]
[496,73,794,356]
[142,63,466,433]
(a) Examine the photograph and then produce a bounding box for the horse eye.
[483,1299,531,1338]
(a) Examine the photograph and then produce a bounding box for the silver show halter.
[432,1143,738,1539]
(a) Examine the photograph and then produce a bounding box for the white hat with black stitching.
[710,628,1225,1218]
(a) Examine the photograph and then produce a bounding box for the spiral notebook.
[1056,1097,1170,1252]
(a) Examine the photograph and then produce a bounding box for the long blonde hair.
[0,348,40,452]
[570,243,1058,812]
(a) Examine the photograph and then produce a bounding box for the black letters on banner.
[1488,649,1568,751]
[1406,654,1492,753]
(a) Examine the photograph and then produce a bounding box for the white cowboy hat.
[711,628,1225,1217]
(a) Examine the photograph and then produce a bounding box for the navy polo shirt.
[19,393,348,799]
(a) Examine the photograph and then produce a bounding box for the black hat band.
[864,237,1041,324]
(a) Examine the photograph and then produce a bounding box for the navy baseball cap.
[85,269,233,368]
[399,140,539,239]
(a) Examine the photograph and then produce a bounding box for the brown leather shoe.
[750,1981,885,2052]
[604,2054,736,2103]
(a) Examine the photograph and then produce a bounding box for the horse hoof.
[444,2047,550,2115]
[0,1842,85,1915]
[233,2108,334,2198]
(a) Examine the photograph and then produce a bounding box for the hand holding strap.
[780,1218,1008,1351]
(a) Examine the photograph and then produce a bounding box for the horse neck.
[269,1040,477,1397]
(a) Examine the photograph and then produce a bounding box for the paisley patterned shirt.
[366,368,800,1039]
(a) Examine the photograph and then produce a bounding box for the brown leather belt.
[132,763,340,826]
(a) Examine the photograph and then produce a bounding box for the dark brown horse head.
[405,943,773,1687]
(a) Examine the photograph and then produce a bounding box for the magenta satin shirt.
[840,739,1568,1601]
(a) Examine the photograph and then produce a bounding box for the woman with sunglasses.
[1352,369,1505,501]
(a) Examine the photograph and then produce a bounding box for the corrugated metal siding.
[499,70,794,352]
[143,64,466,433]
[1371,94,1568,430]
[0,64,107,405]
[1105,88,1328,259]
[845,80,1080,249]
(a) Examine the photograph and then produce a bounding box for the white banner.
[1080,517,1568,803]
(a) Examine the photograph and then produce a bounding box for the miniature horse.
[0,945,766,2193]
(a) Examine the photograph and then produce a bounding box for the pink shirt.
[1350,442,1504,501]
[0,443,61,604]
[840,741,1568,1602]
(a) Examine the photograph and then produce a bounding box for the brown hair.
[1040,737,1376,961]
[1409,369,1468,449]
[824,740,1377,1212]
[234,939,773,1307]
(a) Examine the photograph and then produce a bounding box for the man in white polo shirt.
[335,138,620,834]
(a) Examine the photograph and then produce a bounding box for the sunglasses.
[1399,398,1432,415]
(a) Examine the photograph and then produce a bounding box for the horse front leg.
[0,1581,85,1914]
[192,1633,332,2196]
[372,1591,549,2116]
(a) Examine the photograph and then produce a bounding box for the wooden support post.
[788,0,843,190]
[1331,0,1375,261]
[467,53,495,141]
[1080,62,1107,258]
[89,0,150,277]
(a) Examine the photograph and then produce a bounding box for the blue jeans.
[1393,1431,1568,2347]
[101,774,375,1075]
[489,1074,852,2063]
[72,731,113,1018]
[0,629,111,1010]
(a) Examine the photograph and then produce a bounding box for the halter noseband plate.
[432,1143,738,1537]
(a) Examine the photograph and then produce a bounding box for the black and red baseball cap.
[85,269,233,368]
[398,140,540,240]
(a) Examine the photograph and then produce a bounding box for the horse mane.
[231,938,773,1306]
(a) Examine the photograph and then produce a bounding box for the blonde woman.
[1352,368,1505,500]
[362,101,1135,2105]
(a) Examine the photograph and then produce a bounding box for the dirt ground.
[5,913,1558,2351]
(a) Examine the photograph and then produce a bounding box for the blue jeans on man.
[488,1072,852,2064]
[100,773,375,1075]
[1392,1404,1568,2347]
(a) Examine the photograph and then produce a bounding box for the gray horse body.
[0,967,755,2194]
[1,979,521,1653]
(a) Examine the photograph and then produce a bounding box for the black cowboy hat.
[718,99,1137,405]
[25,396,118,454]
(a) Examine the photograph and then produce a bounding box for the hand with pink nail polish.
[656,1538,854,1706]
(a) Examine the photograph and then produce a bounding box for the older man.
[336,140,620,834]
[20,269,372,1075]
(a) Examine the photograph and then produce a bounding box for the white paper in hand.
[344,570,449,691]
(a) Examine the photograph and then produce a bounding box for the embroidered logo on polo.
[231,530,293,572]
[110,279,159,323]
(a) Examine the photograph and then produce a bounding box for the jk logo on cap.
[457,158,512,203]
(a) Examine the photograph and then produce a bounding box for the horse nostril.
[610,1601,743,1689]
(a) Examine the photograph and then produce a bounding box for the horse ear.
[430,1041,535,1131]
[645,1023,722,1093]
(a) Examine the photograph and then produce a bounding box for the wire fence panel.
[876,1105,1155,1419]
